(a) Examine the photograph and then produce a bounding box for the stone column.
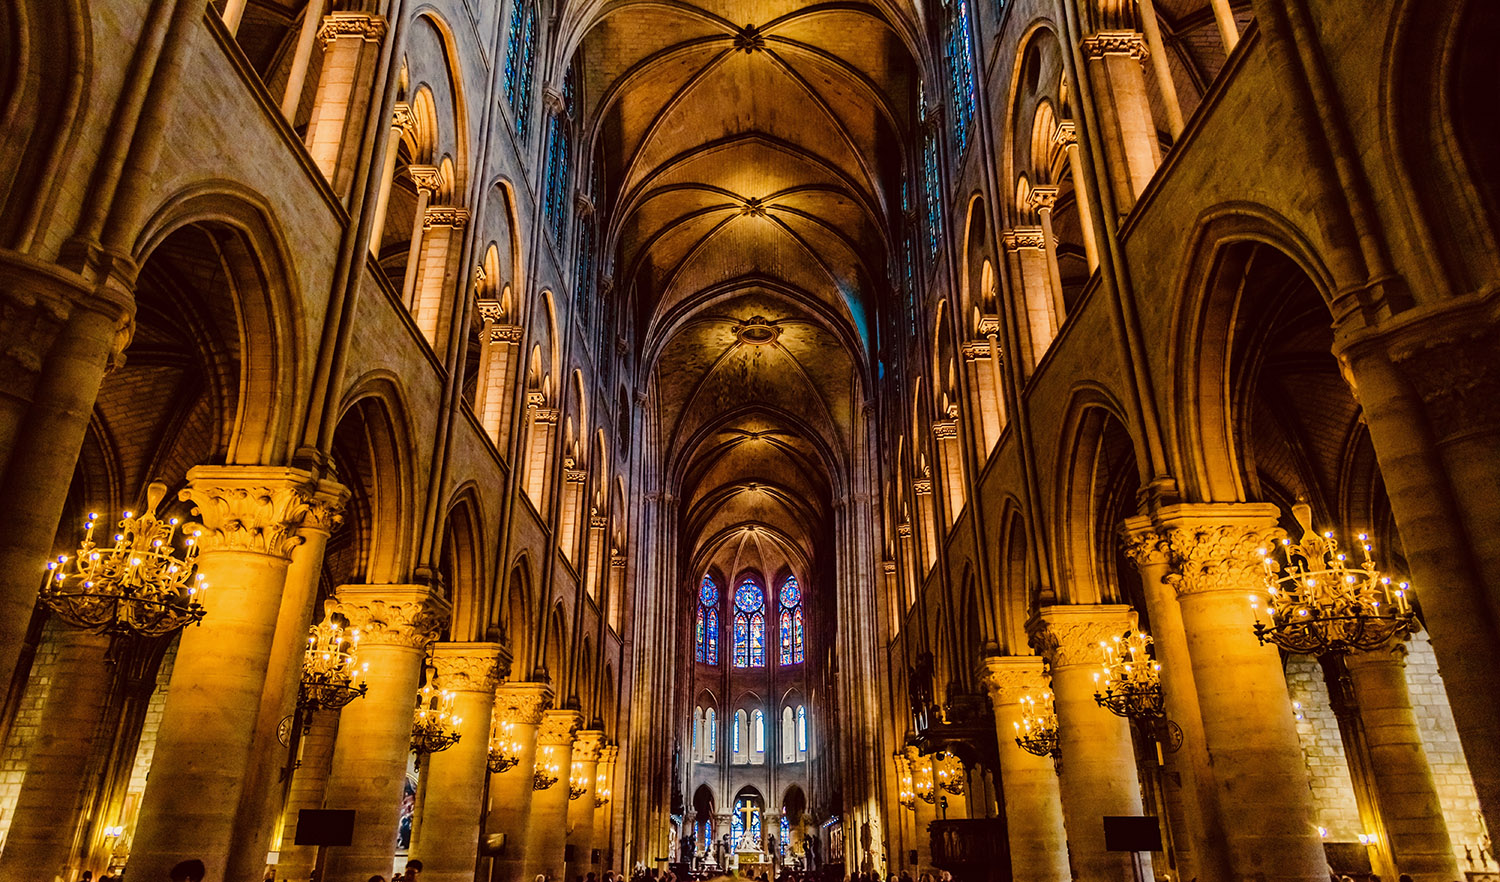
[1030,604,1153,882]
[399,165,442,308]
[1081,31,1160,208]
[488,682,553,882]
[565,730,606,880]
[1344,642,1460,880]
[0,260,132,695]
[320,585,451,882]
[980,655,1070,882]
[1002,227,1057,367]
[1158,503,1328,882]
[410,205,470,349]
[367,102,415,255]
[303,12,387,197]
[905,747,937,871]
[128,467,333,881]
[274,708,341,881]
[411,642,509,882]
[1053,120,1100,272]
[0,630,113,879]
[1027,186,1070,326]
[278,0,330,120]
[1122,517,1233,882]
[522,709,584,881]
[593,745,619,869]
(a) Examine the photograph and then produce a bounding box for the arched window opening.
[696,576,719,664]
[779,575,804,665]
[732,709,748,763]
[921,89,944,258]
[945,0,977,154]
[730,794,763,851]
[502,0,537,138]
[692,706,703,761]
[752,709,766,764]
[705,707,717,761]
[797,705,808,752]
[779,811,790,859]
[780,706,795,763]
[541,68,575,242]
[733,577,766,667]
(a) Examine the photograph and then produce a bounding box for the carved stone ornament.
[317,12,388,45]
[334,585,451,649]
[590,514,608,530]
[1052,120,1078,148]
[1,250,135,380]
[1118,516,1169,571]
[599,744,619,768]
[1157,504,1284,599]
[565,468,588,484]
[180,466,347,559]
[477,300,505,324]
[976,315,1002,336]
[961,340,991,362]
[1028,604,1137,669]
[1027,185,1060,214]
[1002,228,1046,252]
[882,559,897,575]
[1081,30,1148,60]
[980,655,1051,705]
[913,479,934,495]
[932,419,959,440]
[1388,322,1500,442]
[534,407,560,425]
[495,682,555,726]
[573,729,608,763]
[896,522,913,539]
[492,324,523,344]
[538,709,584,747]
[610,554,627,568]
[391,102,415,134]
[734,23,766,53]
[432,642,509,693]
[423,206,470,230]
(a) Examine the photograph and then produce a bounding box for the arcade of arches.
[0,0,1498,880]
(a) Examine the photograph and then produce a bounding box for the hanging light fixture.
[299,600,367,711]
[896,756,916,810]
[569,771,588,801]
[1013,691,1060,759]
[39,481,207,637]
[1093,629,1165,721]
[411,664,462,755]
[594,770,612,807]
[488,718,522,773]
[912,756,937,805]
[1254,504,1415,656]
[934,751,965,796]
[533,748,561,790]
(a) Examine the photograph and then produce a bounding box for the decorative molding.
[477,300,505,324]
[734,23,766,52]
[1119,515,1169,571]
[1028,604,1136,668]
[408,165,442,194]
[564,469,587,484]
[1027,185,1060,214]
[1081,30,1148,60]
[317,12,388,45]
[431,642,509,694]
[897,522,913,539]
[882,559,897,575]
[976,315,1002,336]
[931,419,959,440]
[589,514,608,530]
[913,479,934,495]
[492,324,523,343]
[610,554,627,568]
[538,709,584,746]
[1001,227,1046,252]
[961,340,991,361]
[335,585,451,649]
[573,729,608,763]
[533,407,560,425]
[495,682,554,726]
[424,206,470,230]
[980,655,1049,705]
[392,102,415,134]
[181,467,347,559]
[1052,120,1078,148]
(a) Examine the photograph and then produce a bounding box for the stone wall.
[1405,631,1489,871]
[0,621,61,847]
[1286,655,1363,841]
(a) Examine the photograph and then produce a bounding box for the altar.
[736,848,772,876]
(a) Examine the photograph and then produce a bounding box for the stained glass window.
[502,0,537,138]
[780,576,803,665]
[779,609,793,666]
[779,812,790,858]
[753,709,765,752]
[697,576,719,665]
[733,578,765,668]
[542,69,574,243]
[792,608,804,663]
[945,0,976,154]
[921,90,944,259]
[731,809,743,847]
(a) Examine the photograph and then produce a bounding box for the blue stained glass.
[733,799,761,850]
[731,809,744,847]
[695,608,706,663]
[946,0,977,154]
[780,813,790,858]
[503,0,537,138]
[699,576,717,607]
[750,806,762,848]
[733,615,749,667]
[797,704,807,750]
[921,89,944,259]
[779,610,793,666]
[749,612,765,667]
[735,580,763,613]
[706,608,720,665]
[793,608,804,663]
[781,576,800,608]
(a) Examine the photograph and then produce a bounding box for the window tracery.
[779,575,804,665]
[695,576,719,664]
[503,0,537,138]
[733,577,766,667]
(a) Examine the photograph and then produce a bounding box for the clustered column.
[1030,603,1151,882]
[565,730,607,880]
[321,584,451,881]
[412,642,510,882]
[523,709,584,881]
[979,655,1069,882]
[488,682,553,882]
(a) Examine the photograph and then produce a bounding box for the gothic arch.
[332,374,418,585]
[441,484,490,641]
[995,499,1031,651]
[1054,386,1145,606]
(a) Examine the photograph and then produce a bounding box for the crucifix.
[737,802,758,850]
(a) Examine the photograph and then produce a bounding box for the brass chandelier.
[39,481,207,637]
[896,758,917,811]
[411,665,462,755]
[298,600,367,711]
[1254,504,1415,656]
[568,772,588,801]
[488,719,522,773]
[934,750,965,796]
[1013,691,1060,760]
[1092,630,1165,721]
[594,772,611,807]
[533,750,561,790]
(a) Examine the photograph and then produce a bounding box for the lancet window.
[921,91,944,258]
[945,0,977,154]
[733,577,766,667]
[542,70,575,243]
[695,575,719,664]
[503,0,537,138]
[778,575,804,665]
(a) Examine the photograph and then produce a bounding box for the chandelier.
[1093,630,1165,721]
[533,751,561,790]
[569,772,588,801]
[912,758,937,805]
[1254,504,1415,656]
[896,759,916,811]
[299,600,367,711]
[934,751,965,796]
[411,665,462,755]
[488,719,522,773]
[1013,691,1060,759]
[594,773,611,807]
[39,481,207,637]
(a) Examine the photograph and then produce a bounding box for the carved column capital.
[1386,321,1500,442]
[960,340,991,362]
[1001,227,1046,252]
[573,729,608,763]
[317,12,388,45]
[538,709,585,746]
[334,584,451,649]
[408,165,442,194]
[1052,120,1078,148]
[1027,185,1060,214]
[391,102,415,134]
[477,299,505,324]
[431,641,510,693]
[931,419,959,440]
[424,206,470,230]
[180,466,347,559]
[495,681,554,725]
[980,655,1050,705]
[1027,604,1136,668]
[492,324,523,343]
[1154,503,1284,599]
[1119,514,1169,571]
[1081,30,1148,60]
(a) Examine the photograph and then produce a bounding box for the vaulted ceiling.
[575,0,918,571]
